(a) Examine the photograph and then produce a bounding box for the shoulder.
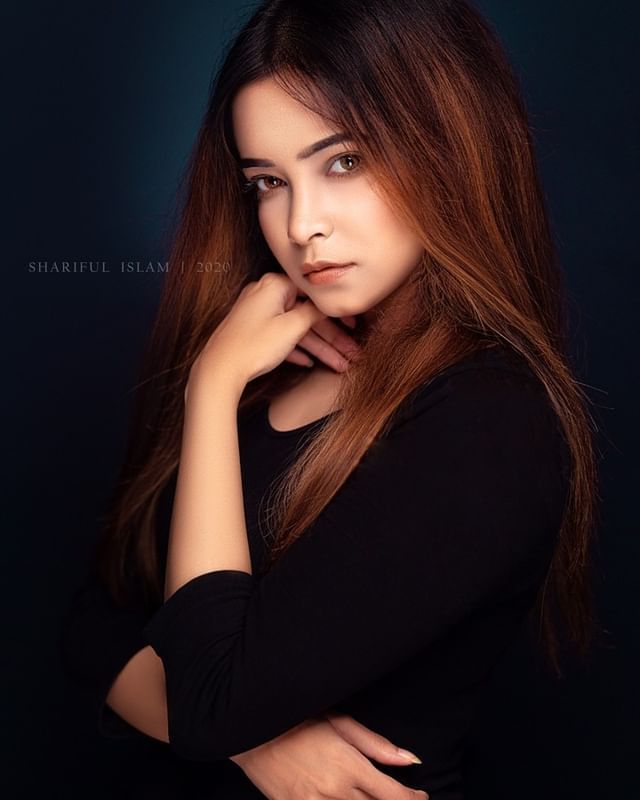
[351,346,570,586]
[398,345,558,428]
[386,345,570,486]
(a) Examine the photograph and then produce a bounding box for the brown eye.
[255,176,283,192]
[330,153,362,175]
[242,175,284,198]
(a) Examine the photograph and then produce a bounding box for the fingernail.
[397,748,422,764]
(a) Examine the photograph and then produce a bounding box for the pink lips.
[305,263,355,285]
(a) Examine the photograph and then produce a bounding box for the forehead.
[231,77,336,159]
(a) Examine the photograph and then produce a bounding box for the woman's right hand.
[229,713,428,800]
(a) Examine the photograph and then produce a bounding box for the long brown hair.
[94,0,601,677]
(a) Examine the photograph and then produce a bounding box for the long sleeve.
[59,575,152,739]
[142,365,570,762]
[59,473,177,740]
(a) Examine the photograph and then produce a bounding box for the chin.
[327,305,361,319]
[306,296,361,316]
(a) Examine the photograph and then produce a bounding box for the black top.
[59,345,570,799]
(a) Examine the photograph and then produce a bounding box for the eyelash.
[241,152,363,199]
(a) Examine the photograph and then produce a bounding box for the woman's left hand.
[188,272,356,392]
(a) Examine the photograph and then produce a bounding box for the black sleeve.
[59,473,177,741]
[141,366,570,762]
[59,577,152,740]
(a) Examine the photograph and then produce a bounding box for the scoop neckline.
[261,398,339,437]
[259,344,522,438]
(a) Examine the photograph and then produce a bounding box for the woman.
[60,1,600,798]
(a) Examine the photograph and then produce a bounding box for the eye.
[328,153,362,175]
[241,175,284,196]
[241,152,363,200]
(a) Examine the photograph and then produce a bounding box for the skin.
[156,78,430,798]
[232,76,425,326]
[172,281,427,800]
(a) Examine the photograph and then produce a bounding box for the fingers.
[356,765,429,800]
[281,291,362,372]
[296,328,353,373]
[309,316,362,360]
[351,790,427,800]
[325,713,421,767]
[294,317,362,373]
[285,348,314,368]
[291,293,328,329]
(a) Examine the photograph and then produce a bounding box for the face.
[231,77,424,320]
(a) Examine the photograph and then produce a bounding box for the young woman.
[60,1,600,798]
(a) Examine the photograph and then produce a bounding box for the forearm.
[105,645,169,743]
[105,644,254,764]
[164,368,251,600]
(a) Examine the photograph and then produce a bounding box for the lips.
[302,261,354,275]
[305,263,355,285]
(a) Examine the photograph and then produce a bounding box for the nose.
[287,184,333,245]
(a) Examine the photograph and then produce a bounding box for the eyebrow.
[238,133,352,168]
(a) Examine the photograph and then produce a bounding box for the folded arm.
[143,368,569,761]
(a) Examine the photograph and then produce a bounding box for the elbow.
[165,697,250,762]
[164,690,274,762]
[166,718,250,763]
[166,712,224,762]
[167,728,225,762]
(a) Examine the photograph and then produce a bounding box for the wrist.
[185,361,247,407]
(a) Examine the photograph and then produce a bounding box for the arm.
[60,311,362,745]
[104,645,169,743]
[59,464,180,742]
[163,367,250,599]
[59,576,158,741]
[61,580,429,798]
[143,366,570,762]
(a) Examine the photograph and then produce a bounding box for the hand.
[229,715,428,800]
[188,272,360,390]
[283,311,361,372]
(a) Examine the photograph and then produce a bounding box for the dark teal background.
[5,1,638,796]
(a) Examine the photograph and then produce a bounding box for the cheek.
[358,187,413,246]
[353,189,391,230]
[367,203,423,271]
[257,205,286,252]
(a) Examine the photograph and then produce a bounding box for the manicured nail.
[397,748,422,764]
